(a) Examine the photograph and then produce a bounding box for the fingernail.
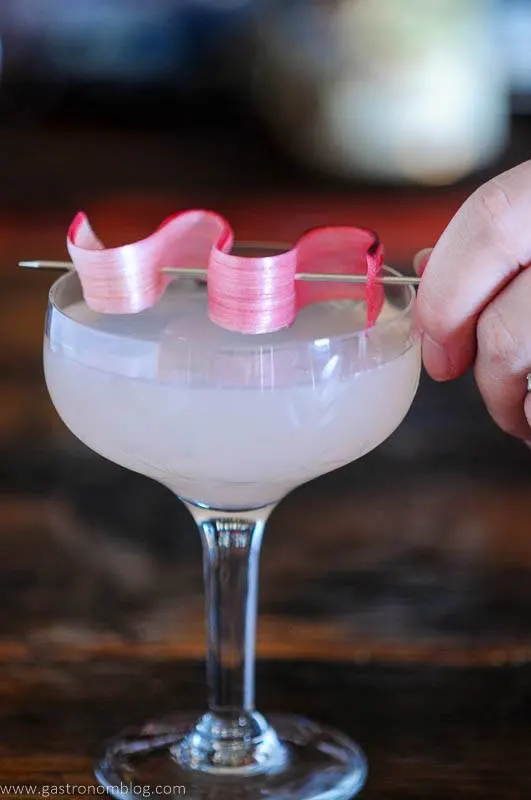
[422,334,451,381]
[413,247,433,276]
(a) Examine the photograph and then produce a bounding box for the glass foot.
[96,712,367,800]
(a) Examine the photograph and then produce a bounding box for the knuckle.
[474,361,525,438]
[469,179,517,256]
[476,302,522,372]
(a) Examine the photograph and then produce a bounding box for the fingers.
[474,265,531,440]
[525,394,531,442]
[415,160,531,381]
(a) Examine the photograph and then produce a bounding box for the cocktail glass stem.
[175,503,285,775]
[94,497,366,797]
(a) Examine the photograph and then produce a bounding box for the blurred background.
[1,0,531,664]
[1,0,531,178]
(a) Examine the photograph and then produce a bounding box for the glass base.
[95,712,367,800]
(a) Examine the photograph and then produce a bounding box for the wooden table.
[1,119,531,798]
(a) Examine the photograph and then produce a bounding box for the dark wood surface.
[1,119,531,797]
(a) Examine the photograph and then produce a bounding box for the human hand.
[414,161,531,442]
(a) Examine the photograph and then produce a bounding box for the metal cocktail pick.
[18,260,421,286]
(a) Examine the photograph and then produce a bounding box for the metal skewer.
[18,260,421,286]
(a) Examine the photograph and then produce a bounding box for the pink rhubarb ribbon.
[67,210,384,333]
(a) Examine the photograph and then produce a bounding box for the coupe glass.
[43,252,420,800]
